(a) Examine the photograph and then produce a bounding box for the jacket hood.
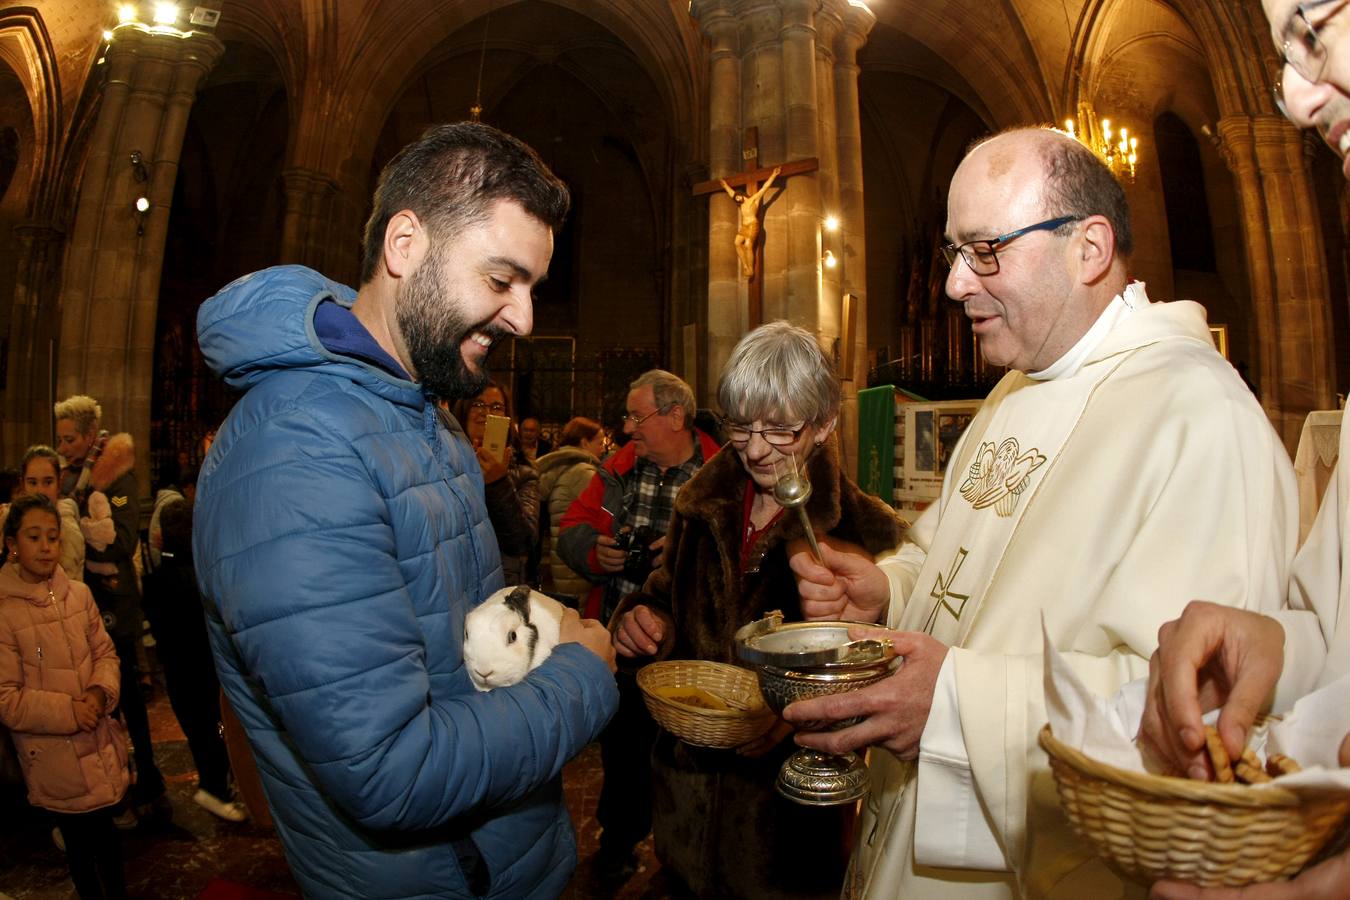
[535,446,597,477]
[197,265,425,410]
[90,433,135,492]
[0,561,67,607]
[1088,282,1211,365]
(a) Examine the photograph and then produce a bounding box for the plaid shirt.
[605,442,706,616]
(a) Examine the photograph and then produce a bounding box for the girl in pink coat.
[0,494,129,899]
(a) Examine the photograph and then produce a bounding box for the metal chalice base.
[734,613,896,807]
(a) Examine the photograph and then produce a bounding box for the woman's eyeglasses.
[469,401,506,413]
[721,418,808,447]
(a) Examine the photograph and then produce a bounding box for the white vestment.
[1274,408,1350,703]
[854,287,1297,900]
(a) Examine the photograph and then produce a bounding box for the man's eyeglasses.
[622,404,673,427]
[721,418,808,447]
[940,215,1082,276]
[1273,0,1345,118]
[469,400,506,413]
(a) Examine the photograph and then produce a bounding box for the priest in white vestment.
[1142,1,1350,895]
[785,127,1298,900]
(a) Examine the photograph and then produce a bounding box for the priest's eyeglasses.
[721,418,808,447]
[1272,0,1345,119]
[940,216,1083,276]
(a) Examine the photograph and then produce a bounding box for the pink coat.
[0,561,129,812]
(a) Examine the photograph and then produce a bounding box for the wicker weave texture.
[1040,725,1350,887]
[637,660,775,749]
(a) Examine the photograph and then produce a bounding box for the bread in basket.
[637,660,775,749]
[1039,723,1350,887]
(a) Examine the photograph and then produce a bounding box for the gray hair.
[717,321,840,426]
[630,370,696,430]
[54,394,101,436]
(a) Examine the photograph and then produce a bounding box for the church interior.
[1,0,1348,895]
[2,0,1345,488]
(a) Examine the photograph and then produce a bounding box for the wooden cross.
[693,127,818,328]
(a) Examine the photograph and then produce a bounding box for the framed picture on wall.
[1210,325,1229,360]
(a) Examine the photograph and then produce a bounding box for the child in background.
[20,445,86,582]
[0,494,129,899]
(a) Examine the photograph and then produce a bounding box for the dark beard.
[396,248,494,400]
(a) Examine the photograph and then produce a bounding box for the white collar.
[1027,281,1146,381]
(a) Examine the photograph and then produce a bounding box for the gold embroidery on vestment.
[923,547,971,634]
[958,438,1046,517]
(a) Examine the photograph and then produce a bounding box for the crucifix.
[693,127,818,327]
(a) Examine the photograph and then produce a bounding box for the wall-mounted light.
[130,150,148,183]
[134,196,150,236]
[110,3,216,38]
[822,250,838,269]
[152,2,180,25]
[823,214,840,233]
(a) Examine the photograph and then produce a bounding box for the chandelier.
[1064,101,1139,182]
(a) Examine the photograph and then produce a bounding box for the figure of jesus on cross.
[720,165,781,277]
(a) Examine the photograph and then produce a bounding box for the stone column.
[697,0,746,392]
[828,1,874,476]
[280,167,343,270]
[1219,114,1335,449]
[834,2,874,388]
[692,0,874,410]
[2,222,65,463]
[776,0,822,321]
[56,24,222,497]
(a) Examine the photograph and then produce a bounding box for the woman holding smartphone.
[454,381,540,586]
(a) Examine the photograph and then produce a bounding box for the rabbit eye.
[508,630,517,644]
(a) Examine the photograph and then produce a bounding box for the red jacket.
[556,429,721,618]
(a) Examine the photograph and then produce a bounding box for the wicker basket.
[1039,724,1350,887]
[637,660,775,749]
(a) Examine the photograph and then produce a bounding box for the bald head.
[959,128,1133,258]
[944,127,1131,373]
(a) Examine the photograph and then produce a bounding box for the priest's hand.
[613,604,673,658]
[736,719,794,759]
[1139,601,1284,780]
[788,538,890,623]
[1149,844,1350,899]
[781,626,949,760]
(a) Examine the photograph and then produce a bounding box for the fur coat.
[615,439,907,899]
[78,433,143,641]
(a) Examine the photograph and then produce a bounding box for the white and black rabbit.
[463,584,566,690]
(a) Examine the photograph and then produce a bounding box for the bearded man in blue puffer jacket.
[192,122,618,899]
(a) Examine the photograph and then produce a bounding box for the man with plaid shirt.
[558,368,720,887]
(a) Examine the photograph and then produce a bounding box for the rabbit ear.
[505,585,533,624]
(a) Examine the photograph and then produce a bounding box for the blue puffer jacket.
[193,266,618,899]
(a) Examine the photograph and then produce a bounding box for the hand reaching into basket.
[1149,735,1350,899]
[614,604,675,658]
[1139,601,1285,780]
[781,625,948,760]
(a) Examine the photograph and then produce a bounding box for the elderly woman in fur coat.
[612,321,908,900]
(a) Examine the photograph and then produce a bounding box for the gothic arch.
[0,8,60,217]
[283,0,701,191]
[867,0,1052,128]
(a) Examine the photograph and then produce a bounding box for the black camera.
[613,525,660,582]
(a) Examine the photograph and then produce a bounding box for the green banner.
[857,385,895,503]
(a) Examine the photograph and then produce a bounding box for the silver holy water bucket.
[734,611,896,805]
